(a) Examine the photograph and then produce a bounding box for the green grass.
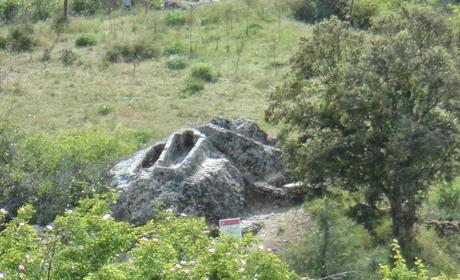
[0,0,309,137]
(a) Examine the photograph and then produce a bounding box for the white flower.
[0,208,7,215]
[18,264,25,273]
[184,268,191,274]
[208,248,215,253]
[180,260,187,265]
[46,224,53,230]
[103,213,111,220]
[190,260,197,265]
[141,236,149,242]
[180,213,187,217]
[18,222,25,227]
[0,271,4,278]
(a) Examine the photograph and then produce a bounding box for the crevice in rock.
[140,143,165,168]
[170,130,197,165]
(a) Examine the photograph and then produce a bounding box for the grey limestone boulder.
[110,117,304,225]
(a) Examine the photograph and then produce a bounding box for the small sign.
[219,218,242,238]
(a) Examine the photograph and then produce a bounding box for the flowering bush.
[380,240,460,280]
[0,194,299,280]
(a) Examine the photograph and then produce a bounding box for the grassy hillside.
[0,0,308,136]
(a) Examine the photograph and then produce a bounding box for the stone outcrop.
[110,116,304,225]
[426,218,460,237]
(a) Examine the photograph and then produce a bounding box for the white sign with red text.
[219,218,242,238]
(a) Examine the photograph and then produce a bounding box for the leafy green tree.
[266,6,460,255]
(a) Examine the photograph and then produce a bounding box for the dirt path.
[241,206,312,252]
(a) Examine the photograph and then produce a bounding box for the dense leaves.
[0,124,154,225]
[266,7,460,254]
[0,195,298,280]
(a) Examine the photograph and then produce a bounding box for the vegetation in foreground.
[1,0,460,279]
[0,194,297,280]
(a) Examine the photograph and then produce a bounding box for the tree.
[266,6,460,255]
[64,0,68,20]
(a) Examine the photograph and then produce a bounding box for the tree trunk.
[63,0,68,20]
[389,195,417,258]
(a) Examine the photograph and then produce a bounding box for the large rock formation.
[110,117,304,225]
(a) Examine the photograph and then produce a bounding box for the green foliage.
[266,7,460,255]
[182,79,205,96]
[7,25,35,52]
[288,0,348,23]
[76,33,97,47]
[165,12,188,26]
[348,0,380,28]
[283,197,389,279]
[0,36,6,49]
[164,42,186,56]
[191,63,218,82]
[167,55,187,70]
[106,41,161,63]
[0,196,298,279]
[0,125,155,225]
[378,240,459,280]
[97,103,113,115]
[61,48,76,66]
[0,0,60,22]
[436,179,460,217]
[71,0,100,16]
[0,0,20,23]
[414,227,460,276]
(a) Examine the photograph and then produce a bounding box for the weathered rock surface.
[110,116,304,225]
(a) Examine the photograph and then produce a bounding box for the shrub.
[0,125,155,225]
[0,36,6,49]
[166,55,187,70]
[378,240,457,280]
[75,33,97,47]
[71,0,100,15]
[289,0,348,23]
[165,12,187,26]
[0,0,20,23]
[248,23,263,35]
[0,199,298,280]
[31,0,60,21]
[106,41,160,63]
[41,48,51,62]
[97,103,113,115]
[437,179,460,217]
[283,197,389,279]
[7,26,35,52]
[164,42,186,55]
[61,48,76,66]
[191,63,218,82]
[348,0,380,28]
[289,0,317,22]
[182,79,205,96]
